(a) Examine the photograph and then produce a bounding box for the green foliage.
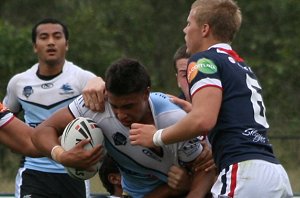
[0,20,35,99]
[235,0,300,124]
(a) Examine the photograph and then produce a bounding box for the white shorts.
[211,160,293,198]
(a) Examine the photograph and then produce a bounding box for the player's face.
[183,8,203,54]
[107,90,150,127]
[33,23,68,67]
[176,58,191,101]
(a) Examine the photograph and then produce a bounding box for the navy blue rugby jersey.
[187,43,279,171]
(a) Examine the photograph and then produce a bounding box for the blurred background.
[0,0,299,195]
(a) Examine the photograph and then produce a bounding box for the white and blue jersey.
[187,43,279,171]
[69,92,203,198]
[3,60,95,173]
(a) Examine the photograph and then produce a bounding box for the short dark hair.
[31,18,69,43]
[173,45,190,73]
[105,58,151,96]
[98,155,119,195]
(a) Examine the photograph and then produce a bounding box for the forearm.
[31,107,74,158]
[187,168,217,198]
[161,112,209,145]
[33,124,61,158]
[0,118,42,157]
[161,88,221,145]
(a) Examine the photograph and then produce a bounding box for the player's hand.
[129,123,156,148]
[82,77,106,112]
[192,139,216,172]
[59,139,104,169]
[167,94,192,113]
[168,165,191,192]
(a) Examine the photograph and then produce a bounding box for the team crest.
[59,83,74,95]
[23,86,34,98]
[112,132,127,145]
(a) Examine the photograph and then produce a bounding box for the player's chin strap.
[51,145,65,163]
[153,129,165,147]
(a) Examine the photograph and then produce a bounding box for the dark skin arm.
[0,117,42,157]
[32,107,103,169]
[144,163,216,198]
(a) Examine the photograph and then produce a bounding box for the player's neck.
[37,60,65,76]
[141,106,155,125]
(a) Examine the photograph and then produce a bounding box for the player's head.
[99,155,122,197]
[31,18,69,67]
[184,0,242,54]
[32,18,69,44]
[105,58,151,127]
[173,45,191,101]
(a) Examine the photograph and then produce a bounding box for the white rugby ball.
[61,117,105,180]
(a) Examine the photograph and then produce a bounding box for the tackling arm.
[32,107,103,169]
[0,117,42,157]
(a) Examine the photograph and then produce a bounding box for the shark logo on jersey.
[59,83,74,95]
[23,86,33,98]
[112,132,127,145]
[142,149,162,162]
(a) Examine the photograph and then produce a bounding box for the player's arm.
[82,76,106,112]
[167,94,192,113]
[130,87,222,147]
[186,165,216,198]
[167,164,216,198]
[32,107,102,169]
[192,139,216,172]
[0,117,42,157]
[163,87,222,143]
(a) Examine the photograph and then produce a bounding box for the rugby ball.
[61,117,105,180]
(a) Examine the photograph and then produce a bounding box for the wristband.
[51,145,65,163]
[153,129,165,146]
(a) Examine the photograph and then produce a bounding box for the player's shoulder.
[7,64,38,85]
[190,48,224,62]
[63,60,95,76]
[149,92,183,114]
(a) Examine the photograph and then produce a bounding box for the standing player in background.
[3,18,105,198]
[129,0,293,197]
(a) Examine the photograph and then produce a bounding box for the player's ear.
[33,43,37,53]
[65,40,69,51]
[143,87,150,99]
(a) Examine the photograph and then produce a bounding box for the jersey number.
[246,74,269,128]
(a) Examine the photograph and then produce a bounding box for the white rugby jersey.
[69,92,203,198]
[3,60,95,173]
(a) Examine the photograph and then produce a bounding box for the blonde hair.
[191,0,242,43]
